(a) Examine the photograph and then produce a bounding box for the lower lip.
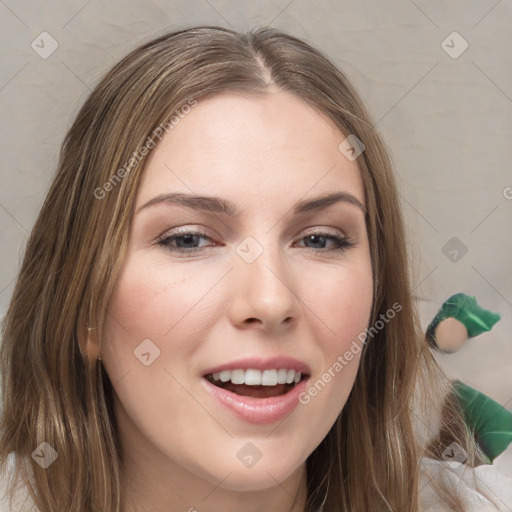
[201,376,309,425]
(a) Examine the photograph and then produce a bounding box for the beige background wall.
[1,1,511,407]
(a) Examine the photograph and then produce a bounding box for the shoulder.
[419,446,512,511]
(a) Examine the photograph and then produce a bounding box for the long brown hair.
[0,25,488,511]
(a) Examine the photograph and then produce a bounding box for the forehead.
[137,91,365,209]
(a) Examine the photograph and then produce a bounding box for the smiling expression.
[100,89,374,494]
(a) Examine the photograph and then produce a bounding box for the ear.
[77,322,101,361]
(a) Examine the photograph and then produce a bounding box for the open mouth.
[204,373,309,399]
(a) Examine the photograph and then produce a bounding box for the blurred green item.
[453,380,512,462]
[425,293,510,461]
[426,293,501,350]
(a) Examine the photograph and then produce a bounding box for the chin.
[191,454,304,492]
[214,469,300,492]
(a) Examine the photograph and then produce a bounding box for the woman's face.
[101,90,373,499]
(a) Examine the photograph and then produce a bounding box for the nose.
[227,238,301,332]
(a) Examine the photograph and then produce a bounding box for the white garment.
[418,444,512,511]
[1,451,512,511]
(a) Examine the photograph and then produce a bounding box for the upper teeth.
[210,369,302,386]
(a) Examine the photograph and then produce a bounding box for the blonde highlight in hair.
[0,26,487,511]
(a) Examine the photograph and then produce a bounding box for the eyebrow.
[136,191,367,216]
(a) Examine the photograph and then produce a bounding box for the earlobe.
[77,322,101,361]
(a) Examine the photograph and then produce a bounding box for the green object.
[426,293,501,349]
[453,380,512,462]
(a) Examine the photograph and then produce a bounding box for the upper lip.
[202,356,311,377]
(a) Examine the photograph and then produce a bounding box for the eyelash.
[155,227,355,256]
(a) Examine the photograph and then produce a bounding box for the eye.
[296,232,354,252]
[156,228,214,255]
[155,228,355,256]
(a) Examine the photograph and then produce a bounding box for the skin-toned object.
[0,26,506,512]
[434,318,469,352]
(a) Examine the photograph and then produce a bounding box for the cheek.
[312,264,374,344]
[304,264,373,399]
[101,251,232,389]
[100,254,194,385]
[106,255,195,339]
[294,265,372,457]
